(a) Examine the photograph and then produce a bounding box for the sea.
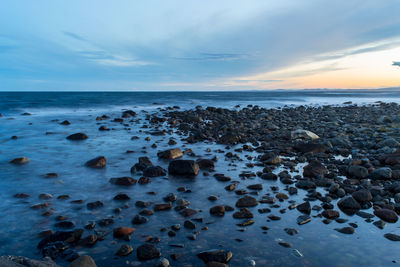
[1,90,400,266]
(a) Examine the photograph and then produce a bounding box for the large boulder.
[168,160,200,176]
[337,196,361,214]
[0,256,60,267]
[69,255,97,267]
[374,208,398,223]
[370,167,392,180]
[291,129,319,140]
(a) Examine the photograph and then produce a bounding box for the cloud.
[62,31,87,42]
[175,53,250,61]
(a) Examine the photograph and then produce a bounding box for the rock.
[233,208,254,219]
[154,203,172,211]
[132,215,148,224]
[337,196,360,214]
[113,227,135,238]
[138,177,152,184]
[352,189,372,203]
[184,220,196,229]
[133,157,153,171]
[275,193,289,201]
[14,193,30,198]
[377,137,400,148]
[291,129,319,140]
[235,195,258,207]
[197,159,215,170]
[66,133,88,141]
[348,165,368,179]
[116,244,133,256]
[85,156,106,168]
[137,244,161,260]
[69,255,97,267]
[374,209,398,223]
[295,143,326,154]
[373,220,386,229]
[296,202,311,214]
[10,157,30,164]
[109,177,137,186]
[335,227,355,234]
[38,229,84,249]
[113,193,130,201]
[87,201,104,210]
[303,161,328,178]
[322,209,340,219]
[0,255,60,267]
[261,173,277,180]
[78,235,97,246]
[154,258,170,267]
[168,160,200,176]
[143,166,167,177]
[297,215,311,225]
[157,148,183,159]
[284,228,299,235]
[210,205,225,216]
[384,233,400,241]
[247,184,263,190]
[197,249,233,264]
[370,167,392,180]
[206,262,228,267]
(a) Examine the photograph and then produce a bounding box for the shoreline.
[2,102,400,266]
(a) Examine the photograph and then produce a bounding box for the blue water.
[1,90,400,267]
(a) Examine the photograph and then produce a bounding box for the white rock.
[291,129,319,140]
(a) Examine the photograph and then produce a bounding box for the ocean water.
[1,90,400,267]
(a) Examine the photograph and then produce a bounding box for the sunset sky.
[1,0,400,91]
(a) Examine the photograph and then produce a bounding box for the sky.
[1,0,400,91]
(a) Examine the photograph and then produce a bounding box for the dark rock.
[374,209,398,223]
[303,161,328,178]
[384,233,400,241]
[197,159,215,170]
[69,255,97,267]
[370,167,392,180]
[184,220,196,229]
[85,156,106,168]
[337,196,360,214]
[10,157,30,164]
[235,195,258,207]
[168,160,200,176]
[296,202,311,214]
[321,209,340,219]
[137,244,161,261]
[154,203,172,211]
[132,215,148,224]
[113,193,130,201]
[113,227,135,238]
[352,189,372,203]
[66,133,88,141]
[157,148,183,159]
[143,166,167,177]
[116,244,133,256]
[210,206,225,216]
[348,165,368,179]
[197,250,233,264]
[87,201,104,210]
[335,227,355,234]
[109,177,137,186]
[233,208,253,219]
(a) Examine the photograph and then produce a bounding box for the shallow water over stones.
[2,100,400,266]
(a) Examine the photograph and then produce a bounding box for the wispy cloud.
[175,53,249,61]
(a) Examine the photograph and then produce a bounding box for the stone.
[66,133,88,141]
[370,167,392,180]
[113,193,130,201]
[197,249,233,264]
[348,165,368,179]
[78,235,97,246]
[69,255,97,267]
[384,233,400,241]
[296,202,311,214]
[297,215,311,225]
[284,228,299,235]
[335,227,355,234]
[197,159,215,170]
[303,161,328,178]
[0,255,60,267]
[233,208,254,219]
[137,244,161,260]
[157,148,183,159]
[337,196,360,214]
[109,177,137,186]
[236,195,258,207]
[184,220,196,229]
[374,209,398,223]
[113,227,135,238]
[143,166,167,177]
[210,205,225,217]
[10,157,29,164]
[116,244,133,256]
[132,215,148,224]
[168,160,200,176]
[154,203,172,211]
[295,143,326,154]
[322,209,340,219]
[352,189,372,203]
[87,201,104,210]
[85,156,106,168]
[291,129,319,140]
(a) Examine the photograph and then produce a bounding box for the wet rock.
[154,258,170,267]
[337,196,360,214]
[295,142,326,154]
[297,215,311,225]
[179,208,198,217]
[370,167,392,180]
[384,233,400,241]
[197,249,233,264]
[0,255,60,267]
[373,220,386,229]
[157,148,183,159]
[14,193,30,198]
[233,208,254,219]
[66,133,88,141]
[109,177,137,186]
[184,220,196,229]
[303,161,328,178]
[335,227,355,234]
[69,255,97,267]
[276,193,289,201]
[87,201,104,210]
[85,156,106,168]
[210,205,225,216]
[322,209,340,219]
[235,195,258,207]
[352,189,372,203]
[143,166,167,177]
[38,229,83,249]
[10,157,29,164]
[78,235,97,246]
[113,193,130,201]
[197,159,215,170]
[296,202,311,214]
[348,165,368,179]
[55,221,75,229]
[284,228,299,235]
[154,203,172,211]
[60,120,71,125]
[137,244,161,261]
[164,193,177,202]
[116,244,133,256]
[260,173,277,180]
[132,215,148,224]
[113,227,135,238]
[247,184,263,190]
[138,177,152,184]
[374,209,398,223]
[168,160,200,176]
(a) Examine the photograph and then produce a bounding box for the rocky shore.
[3,101,400,266]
